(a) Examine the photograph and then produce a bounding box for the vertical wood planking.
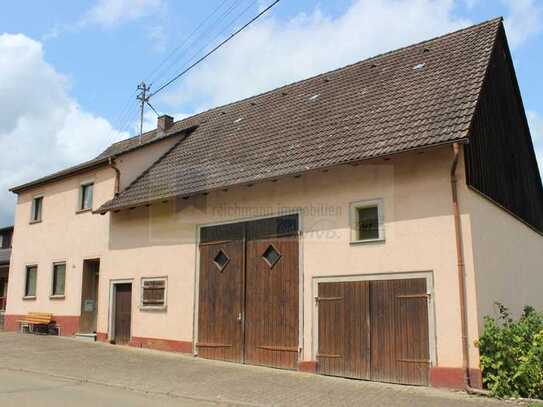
[244,235,299,369]
[197,240,243,363]
[114,283,132,345]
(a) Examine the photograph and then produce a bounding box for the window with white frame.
[79,182,94,211]
[30,196,43,223]
[51,262,66,297]
[350,199,384,242]
[25,265,37,297]
[141,278,167,309]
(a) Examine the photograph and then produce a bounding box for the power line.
[144,0,234,85]
[151,0,257,89]
[150,0,281,98]
[148,0,250,87]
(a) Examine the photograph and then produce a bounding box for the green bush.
[477,303,543,399]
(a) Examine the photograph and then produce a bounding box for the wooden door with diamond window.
[197,234,244,363]
[197,215,299,369]
[244,234,299,369]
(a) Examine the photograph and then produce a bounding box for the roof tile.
[98,18,502,213]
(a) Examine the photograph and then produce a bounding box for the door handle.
[237,312,242,322]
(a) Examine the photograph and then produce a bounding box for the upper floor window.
[79,182,94,211]
[51,262,66,297]
[141,278,167,310]
[350,199,385,243]
[30,196,43,223]
[25,265,37,298]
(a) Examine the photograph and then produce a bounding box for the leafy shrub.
[477,303,543,399]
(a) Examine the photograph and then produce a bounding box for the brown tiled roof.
[97,18,502,213]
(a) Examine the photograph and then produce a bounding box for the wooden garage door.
[197,215,299,369]
[318,278,430,386]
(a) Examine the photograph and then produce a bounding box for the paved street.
[0,332,521,406]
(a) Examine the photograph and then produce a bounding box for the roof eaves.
[96,137,469,214]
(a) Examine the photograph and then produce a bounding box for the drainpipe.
[450,143,489,397]
[108,156,120,197]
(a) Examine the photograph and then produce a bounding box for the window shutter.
[142,280,166,306]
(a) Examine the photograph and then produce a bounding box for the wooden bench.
[17,312,55,335]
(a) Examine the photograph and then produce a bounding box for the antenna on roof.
[136,81,151,144]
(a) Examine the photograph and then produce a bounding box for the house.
[0,225,13,325]
[5,18,543,390]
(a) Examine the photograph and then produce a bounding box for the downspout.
[450,142,489,396]
[108,156,121,197]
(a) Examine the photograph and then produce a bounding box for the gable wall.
[464,27,543,234]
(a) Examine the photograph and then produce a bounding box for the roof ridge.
[157,17,503,126]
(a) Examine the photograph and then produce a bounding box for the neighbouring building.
[0,225,13,326]
[5,18,543,390]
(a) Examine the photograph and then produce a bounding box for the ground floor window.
[52,262,66,297]
[25,265,37,297]
[141,278,167,309]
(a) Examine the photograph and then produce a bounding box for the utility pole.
[136,81,151,144]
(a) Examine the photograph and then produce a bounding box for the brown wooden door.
[197,240,244,362]
[244,235,299,369]
[114,283,132,344]
[197,215,299,369]
[371,278,430,385]
[317,281,370,379]
[317,278,430,386]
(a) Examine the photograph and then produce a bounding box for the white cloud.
[83,0,164,28]
[0,34,127,226]
[527,111,543,174]
[502,0,543,48]
[161,0,471,110]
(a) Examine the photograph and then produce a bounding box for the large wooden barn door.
[317,281,370,379]
[197,215,299,369]
[197,223,245,363]
[244,228,299,369]
[371,278,430,386]
[317,278,430,386]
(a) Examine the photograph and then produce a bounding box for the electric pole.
[137,81,151,144]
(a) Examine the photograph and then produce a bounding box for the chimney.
[157,115,174,132]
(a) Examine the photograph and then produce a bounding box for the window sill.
[50,295,65,300]
[22,296,36,301]
[75,208,92,215]
[139,305,167,312]
[350,237,385,245]
[29,220,42,225]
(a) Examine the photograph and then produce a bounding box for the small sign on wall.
[84,299,95,312]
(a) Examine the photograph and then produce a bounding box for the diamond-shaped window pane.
[262,245,281,268]
[213,250,230,272]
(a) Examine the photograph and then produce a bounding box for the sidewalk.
[0,332,516,406]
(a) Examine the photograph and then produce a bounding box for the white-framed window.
[140,277,167,310]
[78,182,94,211]
[350,199,385,243]
[24,265,38,298]
[30,196,43,223]
[51,262,66,297]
